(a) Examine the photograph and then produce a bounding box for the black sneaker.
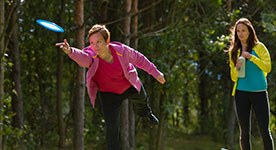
[147,113,159,125]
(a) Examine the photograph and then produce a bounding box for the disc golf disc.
[36,19,64,32]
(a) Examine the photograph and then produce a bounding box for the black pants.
[99,83,151,150]
[235,90,274,150]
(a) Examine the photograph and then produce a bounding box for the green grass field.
[165,130,226,150]
[45,129,273,150]
[166,134,225,150]
[164,131,267,150]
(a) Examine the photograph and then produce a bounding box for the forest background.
[1,0,276,150]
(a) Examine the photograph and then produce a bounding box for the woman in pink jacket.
[56,24,165,150]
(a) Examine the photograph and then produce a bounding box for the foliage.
[2,0,276,149]
[0,97,24,149]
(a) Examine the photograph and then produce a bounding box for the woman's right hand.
[156,74,166,84]
[56,39,72,54]
[236,59,242,70]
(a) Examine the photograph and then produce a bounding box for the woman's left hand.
[241,51,252,59]
[156,74,166,84]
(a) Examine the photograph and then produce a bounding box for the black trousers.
[99,83,151,150]
[235,90,274,150]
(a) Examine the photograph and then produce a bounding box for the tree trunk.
[226,1,236,149]
[183,92,189,126]
[130,0,138,48]
[226,0,232,12]
[156,92,168,150]
[74,0,85,150]
[143,0,160,149]
[141,0,151,28]
[36,59,46,147]
[121,0,132,150]
[149,84,159,150]
[198,44,208,134]
[129,0,138,149]
[56,0,66,149]
[121,101,130,150]
[225,56,236,150]
[0,0,4,149]
[8,1,24,149]
[100,0,108,23]
[227,96,236,150]
[128,103,135,150]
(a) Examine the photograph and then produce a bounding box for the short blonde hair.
[88,24,110,43]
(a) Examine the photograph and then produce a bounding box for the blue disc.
[36,19,64,32]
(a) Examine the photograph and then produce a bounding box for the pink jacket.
[68,42,163,108]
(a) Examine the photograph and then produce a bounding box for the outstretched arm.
[56,39,93,68]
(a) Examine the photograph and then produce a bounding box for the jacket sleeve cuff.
[68,47,77,56]
[249,55,257,62]
[68,47,81,60]
[150,67,163,79]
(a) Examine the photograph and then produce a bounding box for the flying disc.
[36,19,64,32]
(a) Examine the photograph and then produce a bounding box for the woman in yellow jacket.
[228,18,274,150]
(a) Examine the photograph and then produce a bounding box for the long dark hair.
[228,18,259,65]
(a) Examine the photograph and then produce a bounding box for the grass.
[165,133,225,150]
[164,130,270,150]
[42,128,274,150]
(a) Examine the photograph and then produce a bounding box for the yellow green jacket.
[229,42,271,96]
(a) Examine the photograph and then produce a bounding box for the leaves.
[2,0,276,149]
